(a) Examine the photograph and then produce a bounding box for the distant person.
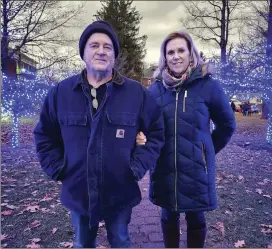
[136,30,236,248]
[33,20,165,248]
[247,101,252,116]
[242,103,247,116]
[231,101,236,112]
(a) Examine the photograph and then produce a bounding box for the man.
[33,20,165,248]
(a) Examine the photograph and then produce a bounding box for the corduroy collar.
[73,68,125,90]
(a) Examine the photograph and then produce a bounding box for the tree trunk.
[11,115,19,149]
[220,0,227,77]
[266,0,272,69]
[1,0,9,73]
[261,100,269,119]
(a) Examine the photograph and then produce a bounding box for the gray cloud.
[71,1,218,64]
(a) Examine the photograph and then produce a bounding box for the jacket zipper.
[201,142,208,174]
[174,89,180,211]
[183,90,187,112]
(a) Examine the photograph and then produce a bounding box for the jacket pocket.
[59,115,88,126]
[106,112,136,126]
[201,141,208,174]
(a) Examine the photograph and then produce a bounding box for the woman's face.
[165,37,191,75]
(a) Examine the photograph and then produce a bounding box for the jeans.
[71,208,132,248]
[161,208,206,230]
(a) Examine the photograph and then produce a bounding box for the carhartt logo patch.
[116,129,125,138]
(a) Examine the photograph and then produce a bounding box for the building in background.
[141,64,157,87]
[2,46,38,79]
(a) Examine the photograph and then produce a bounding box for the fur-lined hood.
[201,61,215,76]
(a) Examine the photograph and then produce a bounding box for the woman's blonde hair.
[153,30,203,78]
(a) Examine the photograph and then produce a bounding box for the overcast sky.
[70,1,231,65]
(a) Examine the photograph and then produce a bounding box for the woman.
[136,31,236,248]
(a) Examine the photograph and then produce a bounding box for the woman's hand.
[136,131,147,146]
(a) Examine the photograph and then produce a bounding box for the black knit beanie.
[79,20,120,59]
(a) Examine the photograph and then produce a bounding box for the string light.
[210,48,272,145]
[2,73,52,148]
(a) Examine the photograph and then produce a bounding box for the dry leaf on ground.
[1,234,9,241]
[234,240,246,248]
[26,242,41,248]
[260,224,272,235]
[59,242,73,248]
[256,189,263,194]
[1,210,13,216]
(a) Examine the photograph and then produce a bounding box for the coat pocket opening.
[106,112,136,126]
[59,115,88,126]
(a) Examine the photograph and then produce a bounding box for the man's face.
[83,33,115,73]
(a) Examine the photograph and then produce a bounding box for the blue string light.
[2,73,52,148]
[211,53,272,144]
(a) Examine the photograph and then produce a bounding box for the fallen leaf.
[1,210,13,216]
[256,189,263,195]
[234,240,246,248]
[24,220,41,232]
[260,224,272,235]
[263,179,270,184]
[99,222,105,228]
[31,220,41,228]
[215,222,225,235]
[6,205,17,210]
[30,238,41,243]
[258,179,270,185]
[268,243,272,249]
[52,228,57,234]
[26,242,40,248]
[225,210,232,215]
[25,205,39,213]
[245,208,254,211]
[245,189,253,193]
[238,175,244,181]
[1,234,9,241]
[59,242,73,248]
[263,195,271,199]
[40,208,50,213]
[40,196,53,202]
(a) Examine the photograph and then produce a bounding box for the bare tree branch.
[2,0,85,70]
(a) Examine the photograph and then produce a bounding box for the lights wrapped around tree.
[211,52,272,144]
[2,73,52,148]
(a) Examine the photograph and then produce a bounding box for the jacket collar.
[72,68,125,90]
[155,62,215,87]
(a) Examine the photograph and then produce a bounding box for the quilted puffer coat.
[148,65,236,212]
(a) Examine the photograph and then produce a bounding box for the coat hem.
[149,197,217,213]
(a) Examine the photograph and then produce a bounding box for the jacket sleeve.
[130,88,165,181]
[33,85,64,181]
[209,79,236,154]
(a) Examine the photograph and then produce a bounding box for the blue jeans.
[161,208,206,230]
[71,208,132,248]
